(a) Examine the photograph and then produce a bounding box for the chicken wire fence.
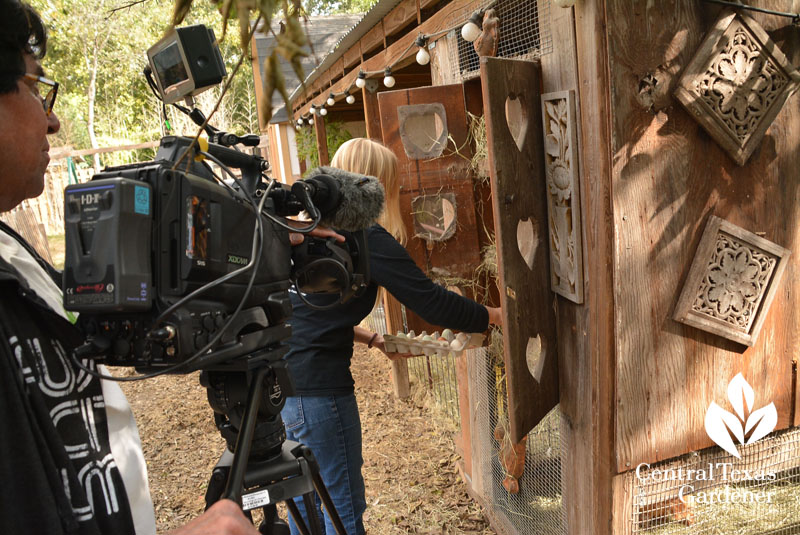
[362,304,462,424]
[442,0,553,82]
[471,345,565,535]
[364,307,565,535]
[630,426,800,535]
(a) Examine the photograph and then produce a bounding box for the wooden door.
[481,57,559,444]
[378,84,484,335]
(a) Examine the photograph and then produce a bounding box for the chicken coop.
[256,0,800,533]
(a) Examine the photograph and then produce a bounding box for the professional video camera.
[61,25,383,535]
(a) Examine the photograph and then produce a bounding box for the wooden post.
[250,36,267,133]
[382,293,410,399]
[313,115,329,166]
[363,80,410,398]
[362,86,382,141]
[566,1,616,533]
[455,352,471,479]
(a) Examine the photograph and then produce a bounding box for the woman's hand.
[354,326,413,361]
[286,219,346,245]
[486,306,503,326]
[371,333,414,361]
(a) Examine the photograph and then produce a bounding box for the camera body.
[63,136,369,372]
[64,139,294,370]
[64,24,372,374]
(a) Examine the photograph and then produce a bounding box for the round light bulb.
[346,94,356,104]
[461,21,481,42]
[310,106,317,115]
[326,96,335,107]
[308,117,314,125]
[416,47,430,66]
[355,72,366,89]
[383,68,395,88]
[320,107,328,116]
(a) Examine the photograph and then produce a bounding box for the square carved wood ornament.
[674,10,800,165]
[674,216,790,346]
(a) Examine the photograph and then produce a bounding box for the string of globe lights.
[295,3,512,128]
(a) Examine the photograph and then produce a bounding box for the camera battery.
[63,177,152,312]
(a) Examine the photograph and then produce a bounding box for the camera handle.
[204,362,348,535]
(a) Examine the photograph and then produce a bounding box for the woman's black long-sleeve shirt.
[285,224,488,395]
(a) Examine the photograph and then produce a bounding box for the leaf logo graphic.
[704,373,777,458]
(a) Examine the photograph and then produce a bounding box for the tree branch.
[108,0,151,16]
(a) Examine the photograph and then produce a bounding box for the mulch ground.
[118,345,495,534]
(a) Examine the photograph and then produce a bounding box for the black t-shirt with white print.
[0,230,135,534]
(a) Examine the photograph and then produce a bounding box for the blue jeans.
[281,393,366,535]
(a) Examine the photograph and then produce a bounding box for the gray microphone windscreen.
[305,166,385,231]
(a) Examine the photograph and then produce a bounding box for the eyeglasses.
[23,73,59,116]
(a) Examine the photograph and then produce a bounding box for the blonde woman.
[281,138,501,535]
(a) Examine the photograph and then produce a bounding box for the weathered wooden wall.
[548,2,618,533]
[608,0,800,472]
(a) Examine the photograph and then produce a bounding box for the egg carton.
[383,329,485,357]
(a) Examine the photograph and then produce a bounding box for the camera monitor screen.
[151,41,190,100]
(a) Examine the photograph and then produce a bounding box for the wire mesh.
[362,303,388,336]
[363,304,461,424]
[407,351,461,424]
[631,427,800,534]
[443,0,553,82]
[473,345,566,535]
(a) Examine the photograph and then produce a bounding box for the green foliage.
[304,0,376,15]
[30,0,259,153]
[295,121,352,171]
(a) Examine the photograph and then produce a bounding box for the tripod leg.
[285,498,312,535]
[298,446,347,535]
[302,492,324,535]
[311,471,347,535]
[222,366,270,503]
[259,503,289,535]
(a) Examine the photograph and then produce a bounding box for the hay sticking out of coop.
[468,112,490,182]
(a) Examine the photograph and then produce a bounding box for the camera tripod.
[199,343,347,535]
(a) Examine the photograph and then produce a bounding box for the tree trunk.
[86,50,100,173]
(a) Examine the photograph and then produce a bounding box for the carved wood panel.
[541,90,584,304]
[674,215,791,347]
[481,57,559,445]
[674,10,800,166]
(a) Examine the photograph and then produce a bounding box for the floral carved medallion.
[674,216,790,346]
[541,90,584,303]
[674,10,800,165]
[693,232,776,331]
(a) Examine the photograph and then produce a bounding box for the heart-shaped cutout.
[516,218,538,271]
[505,94,529,152]
[404,113,445,153]
[398,104,448,160]
[526,335,545,382]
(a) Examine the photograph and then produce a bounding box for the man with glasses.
[0,2,259,534]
